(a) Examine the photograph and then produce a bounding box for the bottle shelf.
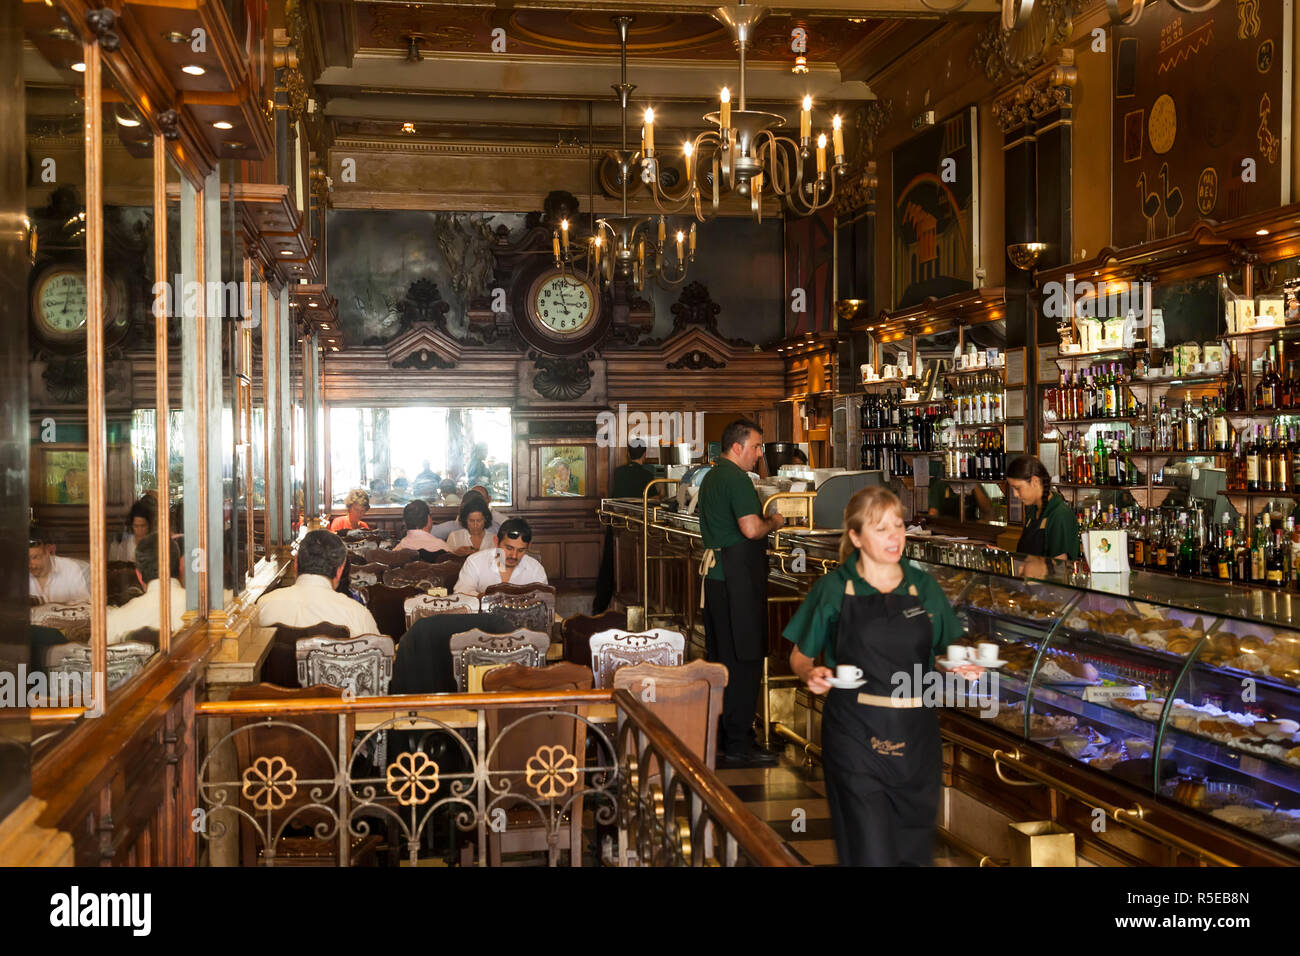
[1054,347,1147,362]
[1222,325,1298,339]
[944,367,1006,378]
[1046,416,1144,426]
[1056,482,1145,491]
[1129,449,1227,457]
[1218,489,1300,499]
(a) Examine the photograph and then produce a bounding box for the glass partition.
[328,406,514,510]
[25,15,91,723]
[164,156,194,636]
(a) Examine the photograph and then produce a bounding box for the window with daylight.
[329,406,513,508]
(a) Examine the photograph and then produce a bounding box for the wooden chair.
[383,560,446,589]
[447,628,550,692]
[364,583,422,641]
[227,683,383,866]
[262,621,351,687]
[46,639,157,699]
[561,610,627,666]
[365,548,418,567]
[404,592,479,629]
[347,562,388,590]
[482,662,594,866]
[611,660,728,769]
[588,628,686,690]
[481,583,557,635]
[295,633,396,768]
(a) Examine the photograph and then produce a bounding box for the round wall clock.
[516,267,608,355]
[29,263,127,353]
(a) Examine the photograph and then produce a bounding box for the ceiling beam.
[329,0,999,15]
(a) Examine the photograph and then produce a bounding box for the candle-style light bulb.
[643,107,655,156]
[688,222,696,254]
[657,217,666,243]
[816,133,827,176]
[800,95,812,142]
[683,140,693,179]
[552,230,561,260]
[675,229,685,260]
[561,219,570,253]
[720,87,731,131]
[832,114,844,159]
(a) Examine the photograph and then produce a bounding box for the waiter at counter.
[700,418,785,768]
[1007,455,1081,560]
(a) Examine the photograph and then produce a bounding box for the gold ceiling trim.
[331,137,590,157]
[505,15,728,54]
[347,47,832,73]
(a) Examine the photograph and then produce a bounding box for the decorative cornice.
[991,50,1078,135]
[973,0,1082,85]
[667,350,726,371]
[330,138,590,158]
[835,160,879,216]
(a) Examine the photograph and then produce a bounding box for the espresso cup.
[835,664,863,682]
[976,642,999,662]
[946,645,969,663]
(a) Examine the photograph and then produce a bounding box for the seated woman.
[447,499,496,555]
[110,496,157,563]
[329,488,371,533]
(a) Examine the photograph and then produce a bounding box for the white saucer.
[825,676,867,690]
[939,657,1006,670]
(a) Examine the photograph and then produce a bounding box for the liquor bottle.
[1155,517,1170,570]
[1227,341,1247,412]
[1284,360,1297,410]
[1183,398,1198,452]
[1135,514,1148,567]
[1235,516,1251,582]
[1177,517,1196,576]
[1215,527,1233,581]
[1261,425,1274,493]
[1266,340,1285,409]
[1268,530,1286,588]
[1212,387,1229,453]
[1103,364,1117,417]
[1252,516,1268,583]
[1290,427,1300,493]
[1247,427,1262,492]
[1273,427,1289,494]
[1285,517,1298,587]
[1257,344,1281,410]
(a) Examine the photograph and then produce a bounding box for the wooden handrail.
[196,688,613,716]
[613,688,803,867]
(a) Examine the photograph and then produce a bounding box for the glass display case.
[909,543,1300,858]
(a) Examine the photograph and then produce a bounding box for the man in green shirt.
[594,442,658,613]
[699,418,785,767]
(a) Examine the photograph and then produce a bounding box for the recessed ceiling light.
[322,324,330,329]
[163,31,190,43]
[223,141,247,149]
[182,65,205,76]
[279,250,293,256]
[213,120,233,130]
[331,347,339,352]
[115,113,140,128]
[309,301,318,307]
[71,62,86,72]
[1257,228,1270,236]
[401,122,416,134]
[49,27,75,41]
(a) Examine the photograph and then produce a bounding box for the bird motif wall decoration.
[1158,162,1183,237]
[1137,171,1162,242]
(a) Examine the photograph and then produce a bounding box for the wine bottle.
[1227,341,1247,411]
[1247,427,1261,492]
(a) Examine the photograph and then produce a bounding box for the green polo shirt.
[1021,490,1081,559]
[698,458,761,581]
[782,558,962,669]
[611,462,655,499]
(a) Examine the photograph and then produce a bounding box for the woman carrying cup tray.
[784,486,967,866]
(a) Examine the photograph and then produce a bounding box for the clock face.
[35,269,90,337]
[534,274,598,335]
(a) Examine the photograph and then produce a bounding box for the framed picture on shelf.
[529,441,596,500]
[35,446,91,505]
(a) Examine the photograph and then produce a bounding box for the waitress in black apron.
[784,486,964,866]
[1006,455,1081,560]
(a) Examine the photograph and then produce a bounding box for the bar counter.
[600,495,1300,866]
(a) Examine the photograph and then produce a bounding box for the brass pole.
[85,41,107,688]
[153,135,171,653]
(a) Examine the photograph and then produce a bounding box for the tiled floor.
[717,753,976,867]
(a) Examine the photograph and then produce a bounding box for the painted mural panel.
[892,107,979,310]
[1111,0,1289,249]
[784,207,835,336]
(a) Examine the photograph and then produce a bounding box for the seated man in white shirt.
[258,529,380,637]
[29,525,91,605]
[106,534,187,644]
[395,499,449,555]
[454,517,548,596]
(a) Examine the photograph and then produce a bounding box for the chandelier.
[638,1,848,223]
[553,16,695,293]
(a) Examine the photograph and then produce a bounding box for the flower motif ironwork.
[241,756,298,811]
[524,745,580,799]
[386,751,441,807]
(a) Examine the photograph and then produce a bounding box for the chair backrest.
[363,583,422,640]
[366,548,418,567]
[31,602,92,643]
[347,562,388,590]
[588,628,686,689]
[262,621,352,687]
[612,661,727,769]
[228,683,349,866]
[447,628,551,692]
[383,560,459,590]
[404,592,480,629]
[46,640,157,697]
[481,583,556,634]
[483,662,594,806]
[561,610,628,666]
[295,633,394,696]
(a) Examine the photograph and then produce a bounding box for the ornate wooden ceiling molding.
[973,0,1082,85]
[330,137,589,158]
[385,321,462,371]
[991,48,1077,135]
[835,160,878,215]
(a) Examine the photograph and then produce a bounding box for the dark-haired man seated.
[28,526,90,605]
[106,534,186,644]
[395,499,449,555]
[454,517,548,596]
[258,529,380,636]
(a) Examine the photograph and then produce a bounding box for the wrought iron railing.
[194,689,800,867]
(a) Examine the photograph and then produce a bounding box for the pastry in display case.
[907,546,1300,857]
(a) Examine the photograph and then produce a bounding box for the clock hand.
[556,287,571,315]
[62,288,72,314]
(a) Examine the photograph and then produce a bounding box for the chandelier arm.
[760,133,803,200]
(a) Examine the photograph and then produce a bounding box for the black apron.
[1016,510,1049,556]
[821,582,941,866]
[716,536,769,661]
